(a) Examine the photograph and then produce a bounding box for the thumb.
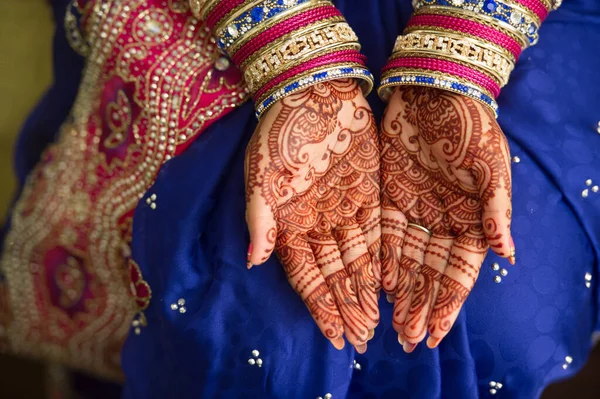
[246,194,277,269]
[481,185,514,264]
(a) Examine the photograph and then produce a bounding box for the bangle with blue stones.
[216,0,317,51]
[413,0,541,45]
[255,66,373,118]
[379,71,499,117]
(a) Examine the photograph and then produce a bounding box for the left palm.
[380,87,514,351]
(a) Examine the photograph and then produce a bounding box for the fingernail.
[403,341,416,353]
[355,343,367,354]
[397,334,405,345]
[330,337,345,350]
[368,329,375,340]
[509,236,516,265]
[426,336,442,349]
[386,294,395,304]
[247,243,253,269]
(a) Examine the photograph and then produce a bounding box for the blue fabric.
[9,0,600,398]
[121,1,600,398]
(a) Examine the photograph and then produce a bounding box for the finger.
[426,235,487,349]
[381,197,407,295]
[244,125,278,268]
[245,194,277,268]
[356,205,382,291]
[402,236,453,345]
[333,224,379,331]
[276,229,345,348]
[308,231,369,349]
[476,131,513,262]
[393,224,430,352]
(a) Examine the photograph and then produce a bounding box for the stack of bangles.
[189,0,374,119]
[378,0,562,117]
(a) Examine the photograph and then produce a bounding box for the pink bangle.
[407,14,522,60]
[254,50,366,101]
[513,0,549,21]
[383,57,501,98]
[232,5,342,65]
[206,0,245,31]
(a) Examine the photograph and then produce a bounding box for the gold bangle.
[224,1,335,56]
[246,41,361,93]
[391,31,515,84]
[414,7,530,48]
[394,29,516,63]
[240,17,357,68]
[242,21,359,89]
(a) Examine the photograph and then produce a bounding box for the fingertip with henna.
[509,236,516,265]
[246,243,254,269]
[403,341,416,353]
[330,337,345,350]
[355,343,367,354]
[397,334,405,345]
[426,336,442,349]
[386,294,395,304]
[368,329,375,340]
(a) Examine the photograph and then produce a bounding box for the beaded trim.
[256,66,373,118]
[413,0,540,44]
[380,73,498,115]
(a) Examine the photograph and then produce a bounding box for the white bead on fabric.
[582,179,599,198]
[562,355,573,369]
[491,262,508,283]
[248,350,263,367]
[146,193,157,209]
[352,360,361,370]
[585,272,592,288]
[170,298,186,313]
[489,381,504,395]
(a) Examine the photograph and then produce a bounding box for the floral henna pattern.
[380,87,512,350]
[245,80,381,351]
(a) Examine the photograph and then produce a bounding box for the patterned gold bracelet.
[243,21,360,91]
[392,31,515,84]
[394,29,516,62]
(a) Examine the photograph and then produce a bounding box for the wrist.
[191,0,373,119]
[378,0,560,117]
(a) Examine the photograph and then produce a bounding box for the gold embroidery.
[0,0,247,380]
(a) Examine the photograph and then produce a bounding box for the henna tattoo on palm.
[245,80,381,351]
[380,87,513,351]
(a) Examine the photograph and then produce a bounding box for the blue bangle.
[255,66,373,118]
[413,0,540,45]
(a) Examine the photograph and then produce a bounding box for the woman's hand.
[380,87,514,352]
[245,79,381,352]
